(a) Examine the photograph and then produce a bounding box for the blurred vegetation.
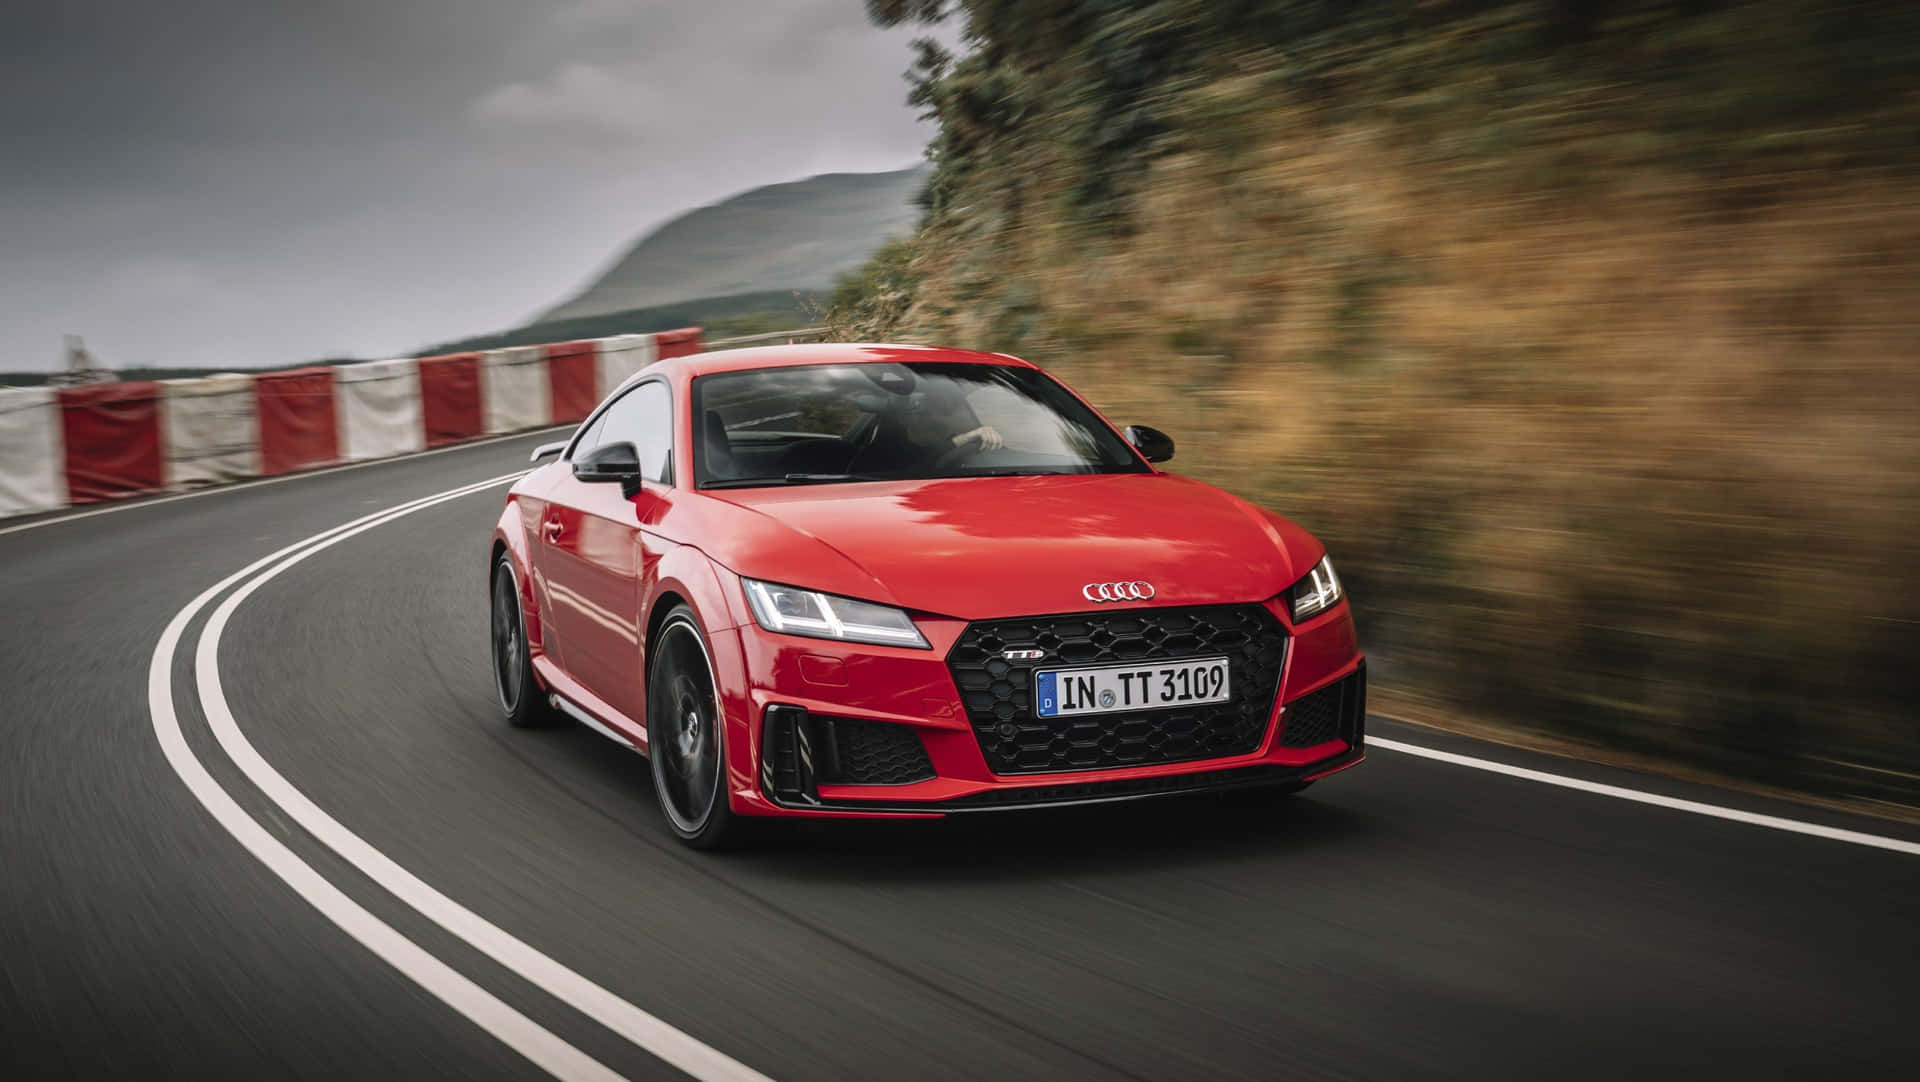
[836,0,1920,805]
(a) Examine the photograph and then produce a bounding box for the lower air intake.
[830,718,937,785]
[1278,664,1367,748]
[761,707,934,806]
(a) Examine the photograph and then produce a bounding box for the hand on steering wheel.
[955,425,1005,452]
[932,425,1001,470]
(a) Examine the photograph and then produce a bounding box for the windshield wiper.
[702,467,1091,490]
[782,472,885,483]
[701,472,886,489]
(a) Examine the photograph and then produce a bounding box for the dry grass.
[845,87,1920,804]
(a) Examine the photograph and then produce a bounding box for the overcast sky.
[0,1,938,373]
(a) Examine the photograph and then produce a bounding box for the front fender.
[491,494,547,657]
[641,544,757,812]
[641,540,744,653]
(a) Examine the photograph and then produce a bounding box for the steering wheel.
[840,414,884,473]
[931,431,986,471]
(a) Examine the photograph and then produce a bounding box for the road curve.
[4,430,1917,1081]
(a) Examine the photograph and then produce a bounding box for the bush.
[841,0,1920,805]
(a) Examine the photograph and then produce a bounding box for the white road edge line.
[1369,736,1920,857]
[186,476,776,1081]
[149,475,625,1082]
[3,425,570,538]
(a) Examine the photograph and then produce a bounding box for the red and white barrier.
[418,352,484,448]
[0,327,704,520]
[596,333,658,396]
[544,341,599,424]
[654,327,703,361]
[0,387,67,516]
[255,366,340,476]
[60,381,168,503]
[163,374,259,487]
[481,347,549,435]
[336,358,425,462]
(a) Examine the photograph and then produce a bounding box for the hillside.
[539,165,929,324]
[419,291,817,356]
[832,1,1920,807]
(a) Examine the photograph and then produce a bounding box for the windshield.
[690,362,1148,488]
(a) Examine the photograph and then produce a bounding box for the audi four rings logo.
[1082,581,1155,603]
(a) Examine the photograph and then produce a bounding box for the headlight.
[741,578,930,649]
[1287,555,1344,622]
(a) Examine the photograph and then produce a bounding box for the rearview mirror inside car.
[1124,424,1175,463]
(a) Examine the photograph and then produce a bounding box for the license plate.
[1034,657,1231,718]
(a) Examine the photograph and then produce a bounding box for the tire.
[646,605,747,850]
[491,553,559,728]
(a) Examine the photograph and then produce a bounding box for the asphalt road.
[4,430,1917,1081]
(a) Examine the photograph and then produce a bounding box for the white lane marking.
[1370,736,1920,857]
[149,476,625,1082]
[1,426,569,538]
[192,480,777,1081]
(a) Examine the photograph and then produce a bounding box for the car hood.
[690,473,1321,620]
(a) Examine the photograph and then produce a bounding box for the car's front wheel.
[647,605,745,849]
[491,553,558,728]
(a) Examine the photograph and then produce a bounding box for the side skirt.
[531,655,648,755]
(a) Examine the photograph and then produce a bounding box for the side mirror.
[1124,424,1175,464]
[573,441,644,497]
[529,440,568,463]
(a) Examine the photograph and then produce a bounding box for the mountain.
[537,165,929,324]
[419,291,818,356]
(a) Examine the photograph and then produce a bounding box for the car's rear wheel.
[491,554,557,728]
[647,606,745,849]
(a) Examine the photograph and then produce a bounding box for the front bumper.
[724,596,1365,819]
[765,742,1363,814]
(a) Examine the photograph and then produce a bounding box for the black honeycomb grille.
[829,718,935,785]
[1278,667,1366,748]
[947,605,1289,774]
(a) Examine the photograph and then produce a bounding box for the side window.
[595,381,674,484]
[568,412,610,460]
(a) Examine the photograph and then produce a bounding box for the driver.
[911,382,1003,454]
[854,377,1006,473]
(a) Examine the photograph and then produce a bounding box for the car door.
[525,406,611,678]
[536,379,674,728]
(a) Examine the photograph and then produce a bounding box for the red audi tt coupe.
[489,343,1364,847]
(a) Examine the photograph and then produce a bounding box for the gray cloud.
[0,0,934,371]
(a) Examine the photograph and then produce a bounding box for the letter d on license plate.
[1035,657,1230,718]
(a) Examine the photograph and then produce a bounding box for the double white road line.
[147,474,774,1082]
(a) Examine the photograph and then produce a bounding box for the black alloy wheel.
[646,606,745,849]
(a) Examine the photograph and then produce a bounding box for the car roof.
[657,342,1037,381]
